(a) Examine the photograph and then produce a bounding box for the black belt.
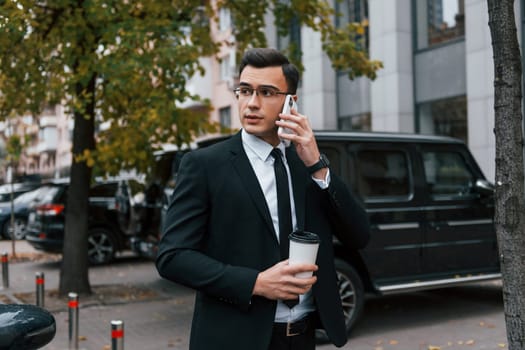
[273,314,312,337]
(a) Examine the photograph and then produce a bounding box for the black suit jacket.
[156,132,369,349]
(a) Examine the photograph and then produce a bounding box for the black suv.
[122,131,500,334]
[25,178,147,264]
[315,131,498,335]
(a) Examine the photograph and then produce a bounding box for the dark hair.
[238,48,300,94]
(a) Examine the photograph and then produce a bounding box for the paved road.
[0,241,507,350]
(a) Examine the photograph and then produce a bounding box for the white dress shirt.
[241,129,329,322]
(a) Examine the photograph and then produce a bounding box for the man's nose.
[247,90,261,107]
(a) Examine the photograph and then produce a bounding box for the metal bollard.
[35,272,45,307]
[1,252,8,289]
[111,320,124,350]
[68,293,79,350]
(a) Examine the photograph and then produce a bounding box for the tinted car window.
[90,183,118,197]
[356,150,410,199]
[423,150,475,198]
[128,180,145,197]
[0,193,15,202]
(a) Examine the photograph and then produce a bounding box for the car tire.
[87,228,116,265]
[3,217,28,240]
[316,258,365,343]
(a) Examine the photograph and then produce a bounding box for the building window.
[220,53,235,82]
[417,0,465,49]
[336,0,369,51]
[277,13,301,64]
[417,95,467,142]
[219,7,231,32]
[338,113,371,131]
[42,104,57,115]
[219,107,231,131]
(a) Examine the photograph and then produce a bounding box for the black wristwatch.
[307,153,330,174]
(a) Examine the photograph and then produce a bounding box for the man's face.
[237,65,289,146]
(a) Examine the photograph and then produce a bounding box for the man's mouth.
[244,114,262,120]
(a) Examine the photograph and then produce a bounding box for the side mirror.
[0,304,56,349]
[474,179,494,196]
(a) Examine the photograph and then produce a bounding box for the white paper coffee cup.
[288,231,320,278]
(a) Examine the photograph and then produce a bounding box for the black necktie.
[271,148,298,308]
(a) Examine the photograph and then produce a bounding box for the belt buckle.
[286,322,300,337]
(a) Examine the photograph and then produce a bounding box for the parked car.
[120,131,500,336]
[0,182,41,203]
[115,178,163,259]
[314,130,498,338]
[119,136,229,259]
[0,185,54,240]
[25,178,148,264]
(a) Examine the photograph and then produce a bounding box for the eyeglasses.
[234,86,293,99]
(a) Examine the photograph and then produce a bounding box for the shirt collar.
[241,129,286,162]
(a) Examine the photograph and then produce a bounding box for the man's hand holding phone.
[276,95,326,175]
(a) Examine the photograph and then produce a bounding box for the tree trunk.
[487,1,525,348]
[58,73,96,296]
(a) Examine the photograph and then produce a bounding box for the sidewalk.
[0,240,195,350]
[0,240,508,350]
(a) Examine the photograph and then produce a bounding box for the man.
[156,47,370,350]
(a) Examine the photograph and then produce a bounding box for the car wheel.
[316,258,365,343]
[87,228,116,265]
[3,217,28,240]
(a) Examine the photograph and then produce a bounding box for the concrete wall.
[465,0,495,181]
[369,0,414,132]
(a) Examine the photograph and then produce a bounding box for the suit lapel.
[229,133,277,240]
[286,146,307,232]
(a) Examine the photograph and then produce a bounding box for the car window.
[127,180,146,196]
[15,186,61,205]
[423,150,475,199]
[37,186,62,203]
[0,183,24,193]
[356,149,410,200]
[90,183,118,197]
[13,188,43,204]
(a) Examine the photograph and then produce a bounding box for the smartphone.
[277,95,297,145]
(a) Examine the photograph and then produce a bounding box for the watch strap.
[307,154,329,174]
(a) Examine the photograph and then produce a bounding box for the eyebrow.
[238,82,280,90]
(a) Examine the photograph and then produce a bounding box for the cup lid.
[289,230,320,244]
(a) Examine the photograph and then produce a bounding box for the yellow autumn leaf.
[498,344,506,348]
[465,340,475,345]
[428,346,441,350]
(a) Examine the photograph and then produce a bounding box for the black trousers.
[268,318,316,350]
